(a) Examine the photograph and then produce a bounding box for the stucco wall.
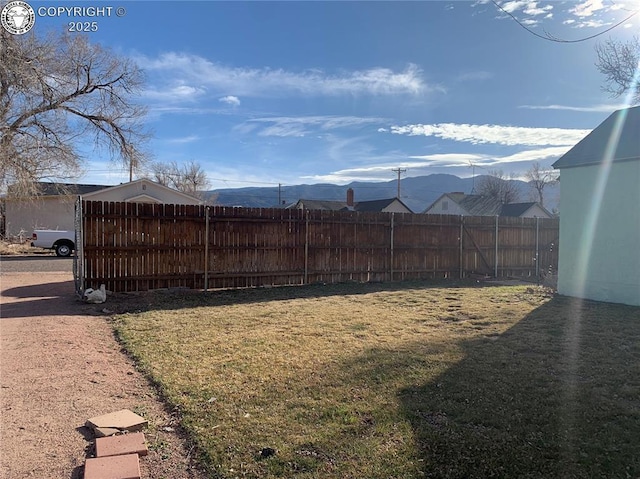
[426,197,467,215]
[520,204,551,218]
[557,160,640,306]
[86,180,200,205]
[381,200,413,214]
[5,197,75,237]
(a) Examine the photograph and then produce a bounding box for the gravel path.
[0,260,206,479]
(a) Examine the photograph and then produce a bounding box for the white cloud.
[137,53,428,97]
[164,135,201,144]
[523,2,553,16]
[493,0,623,30]
[410,146,569,166]
[143,84,206,102]
[219,95,240,106]
[239,116,386,137]
[572,19,609,28]
[570,0,605,17]
[495,0,552,18]
[302,146,569,183]
[492,146,571,163]
[500,1,530,14]
[519,103,628,112]
[388,122,590,146]
[303,165,411,184]
[406,153,490,167]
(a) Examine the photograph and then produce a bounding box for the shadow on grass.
[109,278,484,314]
[386,296,640,478]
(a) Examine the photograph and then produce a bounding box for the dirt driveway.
[0,260,206,479]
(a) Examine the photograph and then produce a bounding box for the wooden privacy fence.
[79,200,559,293]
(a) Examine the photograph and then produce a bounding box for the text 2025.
[68,22,98,32]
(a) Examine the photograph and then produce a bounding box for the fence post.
[304,210,309,284]
[495,215,499,278]
[204,206,210,292]
[535,216,540,283]
[459,216,464,279]
[390,212,395,281]
[74,196,84,296]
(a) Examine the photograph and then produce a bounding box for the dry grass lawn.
[0,239,45,255]
[113,281,640,479]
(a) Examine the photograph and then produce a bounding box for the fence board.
[81,201,559,292]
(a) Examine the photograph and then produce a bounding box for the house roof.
[288,197,412,213]
[553,105,640,169]
[457,195,503,216]
[288,199,349,211]
[9,179,201,204]
[355,198,413,213]
[18,182,110,196]
[500,202,551,218]
[426,193,551,217]
[83,178,202,203]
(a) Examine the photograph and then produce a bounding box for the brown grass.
[0,239,48,255]
[112,281,640,479]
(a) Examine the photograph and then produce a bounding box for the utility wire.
[491,0,639,43]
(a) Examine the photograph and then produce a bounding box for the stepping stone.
[95,432,148,458]
[86,409,148,437]
[84,453,141,479]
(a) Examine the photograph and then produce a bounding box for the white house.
[552,105,640,306]
[4,179,202,237]
[424,192,553,218]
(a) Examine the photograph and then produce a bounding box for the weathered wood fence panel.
[81,201,559,292]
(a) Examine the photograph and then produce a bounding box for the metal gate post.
[535,216,540,283]
[73,196,84,296]
[204,206,210,291]
[390,213,395,281]
[304,210,309,284]
[459,216,464,279]
[495,215,499,277]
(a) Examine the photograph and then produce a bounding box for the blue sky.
[30,0,640,189]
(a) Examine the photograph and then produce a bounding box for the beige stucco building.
[4,179,201,237]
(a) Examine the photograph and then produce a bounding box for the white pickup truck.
[31,230,76,257]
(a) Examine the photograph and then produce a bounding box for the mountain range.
[204,174,559,214]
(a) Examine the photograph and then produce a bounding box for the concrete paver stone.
[95,432,149,458]
[86,409,148,437]
[84,453,141,479]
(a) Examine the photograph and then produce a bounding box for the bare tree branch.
[0,28,149,197]
[595,36,640,105]
[476,169,521,204]
[525,162,558,208]
[146,160,210,198]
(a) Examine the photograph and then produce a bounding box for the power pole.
[468,161,476,194]
[392,168,407,198]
